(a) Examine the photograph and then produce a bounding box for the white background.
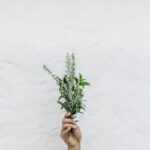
[0,0,150,150]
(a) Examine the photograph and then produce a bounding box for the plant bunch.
[43,53,90,119]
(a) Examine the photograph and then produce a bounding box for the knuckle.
[68,119,72,123]
[68,119,72,122]
[63,124,67,128]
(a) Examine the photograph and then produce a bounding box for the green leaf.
[79,73,83,80]
[63,75,67,84]
[57,101,64,109]
[74,77,79,83]
[79,81,90,86]
[81,106,86,110]
[58,95,64,100]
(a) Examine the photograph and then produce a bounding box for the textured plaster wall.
[0,0,150,150]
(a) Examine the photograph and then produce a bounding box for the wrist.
[68,143,80,150]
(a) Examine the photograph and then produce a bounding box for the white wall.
[0,0,150,150]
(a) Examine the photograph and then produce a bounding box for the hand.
[60,112,82,149]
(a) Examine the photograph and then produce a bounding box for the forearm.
[68,143,80,150]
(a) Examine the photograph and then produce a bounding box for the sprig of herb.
[43,53,90,119]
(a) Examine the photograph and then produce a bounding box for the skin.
[60,112,82,150]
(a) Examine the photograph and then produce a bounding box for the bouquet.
[43,53,90,120]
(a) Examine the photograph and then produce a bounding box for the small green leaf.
[63,76,67,84]
[58,95,64,100]
[80,81,90,86]
[81,106,86,110]
[74,77,79,83]
[79,73,83,80]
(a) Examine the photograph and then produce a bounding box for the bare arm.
[60,112,82,150]
[68,143,80,150]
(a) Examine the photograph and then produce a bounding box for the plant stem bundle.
[43,53,90,119]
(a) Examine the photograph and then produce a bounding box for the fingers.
[61,112,77,132]
[63,112,76,125]
[62,118,76,124]
[63,123,77,130]
[60,113,82,142]
[61,127,71,136]
[64,112,71,118]
[60,127,71,139]
[72,124,82,139]
[63,112,77,124]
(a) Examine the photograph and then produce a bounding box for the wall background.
[0,0,150,150]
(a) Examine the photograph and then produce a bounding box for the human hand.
[60,112,82,149]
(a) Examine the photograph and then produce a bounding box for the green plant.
[43,53,90,119]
